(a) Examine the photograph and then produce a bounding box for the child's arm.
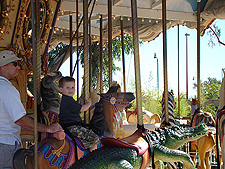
[80,98,92,112]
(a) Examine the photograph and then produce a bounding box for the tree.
[193,77,221,100]
[207,20,225,48]
[80,34,136,91]
[193,77,221,117]
[48,42,68,68]
[173,93,191,118]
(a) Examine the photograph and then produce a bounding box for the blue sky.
[115,19,225,98]
[60,19,225,99]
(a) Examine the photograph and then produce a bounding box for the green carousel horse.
[13,71,135,169]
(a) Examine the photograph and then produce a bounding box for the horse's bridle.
[101,93,131,113]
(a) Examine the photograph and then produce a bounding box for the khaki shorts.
[0,142,21,169]
[68,125,100,149]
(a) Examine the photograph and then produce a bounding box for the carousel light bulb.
[156,19,158,23]
[128,17,130,21]
[142,18,144,22]
[149,19,151,23]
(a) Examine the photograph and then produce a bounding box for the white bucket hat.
[0,50,21,67]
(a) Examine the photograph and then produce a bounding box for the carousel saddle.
[101,130,149,155]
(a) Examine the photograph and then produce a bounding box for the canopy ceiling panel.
[51,0,224,48]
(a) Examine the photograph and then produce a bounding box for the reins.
[138,124,155,169]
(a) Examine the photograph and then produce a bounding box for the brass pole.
[131,0,143,126]
[89,13,92,121]
[70,13,73,77]
[120,16,126,92]
[83,0,89,124]
[31,0,41,168]
[177,25,180,119]
[108,0,112,87]
[76,0,79,99]
[197,0,201,108]
[162,0,169,124]
[100,15,103,93]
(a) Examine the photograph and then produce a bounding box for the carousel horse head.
[90,85,135,138]
[41,71,62,114]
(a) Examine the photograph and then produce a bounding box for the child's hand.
[86,98,92,105]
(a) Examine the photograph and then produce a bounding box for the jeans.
[0,142,21,169]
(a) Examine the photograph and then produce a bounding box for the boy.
[58,76,99,151]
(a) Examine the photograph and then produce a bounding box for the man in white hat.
[0,50,64,168]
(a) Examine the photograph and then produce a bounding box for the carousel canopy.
[1,0,225,72]
[50,0,225,48]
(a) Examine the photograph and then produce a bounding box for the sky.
[60,19,225,99]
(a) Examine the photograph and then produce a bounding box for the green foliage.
[48,42,68,67]
[193,77,221,117]
[80,34,134,91]
[207,22,221,48]
[193,77,221,100]
[141,89,162,116]
[173,93,191,118]
[201,104,217,117]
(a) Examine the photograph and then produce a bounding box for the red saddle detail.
[101,130,149,155]
[101,130,149,169]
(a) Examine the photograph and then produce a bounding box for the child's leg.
[89,144,98,152]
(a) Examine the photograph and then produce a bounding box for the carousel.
[0,0,225,168]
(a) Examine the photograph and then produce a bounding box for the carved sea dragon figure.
[69,123,209,169]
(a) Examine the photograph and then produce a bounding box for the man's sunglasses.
[11,61,19,67]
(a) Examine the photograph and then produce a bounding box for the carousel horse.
[20,71,63,147]
[190,106,216,169]
[216,69,225,168]
[13,71,135,169]
[126,107,161,125]
[216,109,225,169]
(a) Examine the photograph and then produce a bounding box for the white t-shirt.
[0,76,26,145]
